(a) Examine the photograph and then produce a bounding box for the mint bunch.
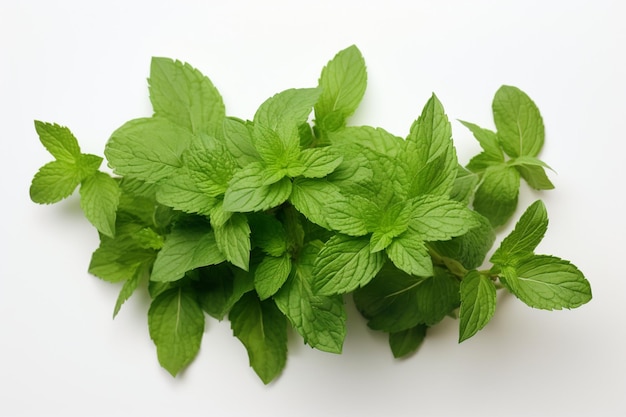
[30,45,591,384]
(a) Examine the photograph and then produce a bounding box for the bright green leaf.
[79,171,120,238]
[214,213,251,271]
[274,244,346,353]
[223,164,292,212]
[386,234,433,277]
[254,253,292,300]
[155,169,217,216]
[405,94,457,197]
[493,85,544,158]
[149,57,225,137]
[298,147,343,178]
[459,270,497,342]
[113,265,147,318]
[491,200,548,266]
[312,235,385,295]
[151,222,225,282]
[254,87,321,142]
[289,178,343,230]
[30,160,82,204]
[473,164,520,227]
[34,120,82,163]
[408,195,480,241]
[105,117,194,182]
[501,255,592,310]
[315,45,367,132]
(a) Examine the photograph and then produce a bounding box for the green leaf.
[105,117,193,182]
[155,170,217,216]
[248,213,288,257]
[408,195,480,241]
[369,200,413,252]
[493,85,544,158]
[404,94,457,197]
[254,87,321,142]
[149,57,225,137]
[315,45,367,132]
[223,164,292,212]
[151,222,226,282]
[79,171,120,238]
[328,126,404,157]
[298,147,343,178]
[148,287,205,376]
[324,194,373,236]
[195,264,254,320]
[289,178,343,230]
[274,244,346,353]
[429,213,495,270]
[223,117,260,166]
[460,120,504,173]
[113,265,147,318]
[230,293,288,384]
[254,253,292,300]
[252,123,301,171]
[355,267,460,332]
[510,156,555,190]
[354,266,427,332]
[34,121,82,163]
[389,324,427,358]
[386,234,433,277]
[214,213,251,271]
[30,160,82,204]
[491,200,548,266]
[473,164,520,227]
[459,270,497,342]
[185,139,237,197]
[459,120,503,161]
[450,165,479,205]
[88,222,156,283]
[500,255,592,310]
[312,235,385,295]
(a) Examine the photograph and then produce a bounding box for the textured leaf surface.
[148,288,205,376]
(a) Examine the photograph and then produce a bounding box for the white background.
[1,1,625,416]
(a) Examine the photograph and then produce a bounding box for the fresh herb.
[30,45,591,383]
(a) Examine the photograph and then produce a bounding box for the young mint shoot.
[30,45,592,384]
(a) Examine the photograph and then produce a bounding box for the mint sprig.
[30,45,592,383]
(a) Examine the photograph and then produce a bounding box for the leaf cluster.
[30,45,591,383]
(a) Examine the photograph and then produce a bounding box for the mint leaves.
[30,45,591,383]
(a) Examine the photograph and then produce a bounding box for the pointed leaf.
[501,255,592,310]
[149,57,225,137]
[312,235,385,295]
[459,270,497,342]
[148,288,205,376]
[214,213,251,271]
[34,121,82,163]
[79,171,120,238]
[315,45,367,132]
[493,85,544,157]
[230,293,288,384]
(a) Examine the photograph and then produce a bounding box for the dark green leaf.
[230,293,288,384]
[389,324,427,358]
[148,287,205,376]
